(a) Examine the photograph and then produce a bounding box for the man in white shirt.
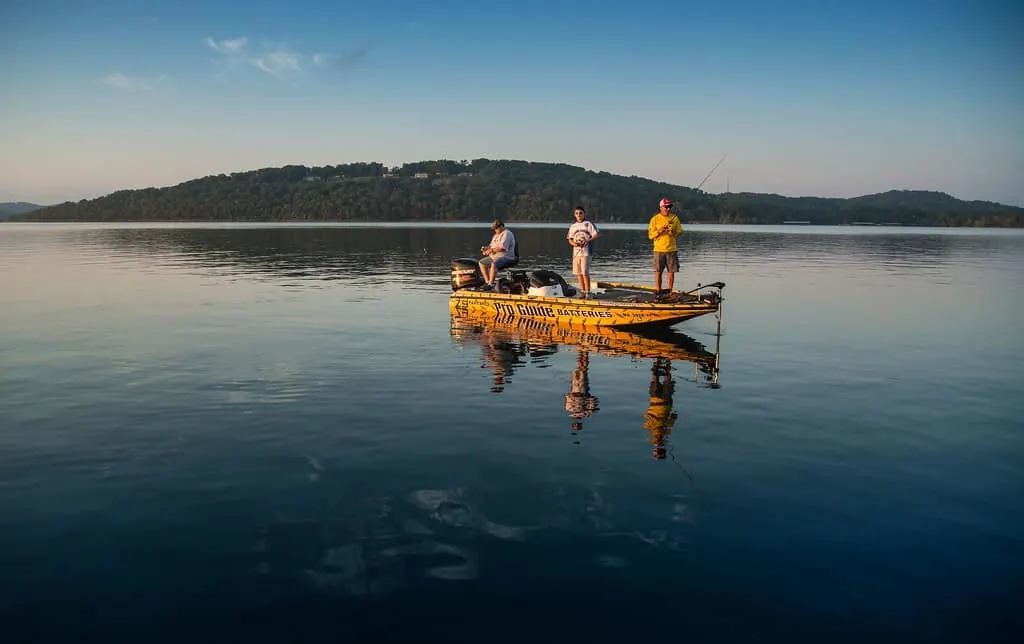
[478,219,517,288]
[566,206,600,298]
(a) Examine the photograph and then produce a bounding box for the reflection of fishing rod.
[694,154,727,191]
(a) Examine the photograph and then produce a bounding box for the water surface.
[1,223,1021,643]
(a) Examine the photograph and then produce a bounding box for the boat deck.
[591,282,700,304]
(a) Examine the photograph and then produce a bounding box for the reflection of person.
[644,357,678,460]
[566,206,600,299]
[478,219,517,289]
[480,328,522,393]
[647,198,683,296]
[564,350,600,436]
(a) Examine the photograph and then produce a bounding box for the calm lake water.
[1,222,1021,643]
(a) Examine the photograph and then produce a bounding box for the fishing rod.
[694,154,727,192]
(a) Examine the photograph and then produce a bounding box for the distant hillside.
[13,160,1023,227]
[715,189,1022,227]
[0,202,42,220]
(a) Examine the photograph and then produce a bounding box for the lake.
[1,222,1021,643]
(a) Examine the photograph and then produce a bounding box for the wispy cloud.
[206,37,251,78]
[99,73,168,92]
[206,35,368,79]
[206,36,248,55]
[252,50,302,76]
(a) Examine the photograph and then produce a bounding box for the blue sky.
[2,0,1021,205]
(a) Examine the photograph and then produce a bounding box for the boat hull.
[449,282,720,328]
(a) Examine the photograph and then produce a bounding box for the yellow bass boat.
[449,258,724,329]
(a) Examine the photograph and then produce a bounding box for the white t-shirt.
[490,229,516,257]
[567,220,600,257]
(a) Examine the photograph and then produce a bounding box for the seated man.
[478,219,517,288]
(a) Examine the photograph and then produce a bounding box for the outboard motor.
[451,258,485,291]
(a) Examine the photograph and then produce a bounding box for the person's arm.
[672,216,683,236]
[589,223,600,241]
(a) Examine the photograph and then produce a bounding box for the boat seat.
[501,239,521,269]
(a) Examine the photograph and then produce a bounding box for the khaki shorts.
[654,251,679,273]
[572,255,591,275]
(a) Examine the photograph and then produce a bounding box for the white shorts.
[573,255,591,275]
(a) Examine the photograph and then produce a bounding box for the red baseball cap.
[659,198,672,207]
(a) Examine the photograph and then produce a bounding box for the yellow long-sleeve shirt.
[648,213,683,252]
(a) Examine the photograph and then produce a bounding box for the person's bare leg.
[666,270,675,292]
[582,274,591,296]
[654,269,663,292]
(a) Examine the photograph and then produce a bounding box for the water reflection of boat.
[475,324,528,393]
[450,313,721,383]
[565,350,600,440]
[645,357,678,460]
[450,313,722,457]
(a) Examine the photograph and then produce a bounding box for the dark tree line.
[14,159,1022,227]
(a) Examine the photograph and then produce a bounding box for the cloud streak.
[206,35,368,79]
[206,37,248,55]
[252,50,302,76]
[99,73,168,92]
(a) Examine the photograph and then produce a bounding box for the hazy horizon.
[2,0,1021,206]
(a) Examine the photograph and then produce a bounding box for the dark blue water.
[1,223,1021,643]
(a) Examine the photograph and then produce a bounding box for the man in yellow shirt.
[647,198,683,295]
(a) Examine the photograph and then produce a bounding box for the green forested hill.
[13,159,1023,226]
[715,190,1022,226]
[0,202,42,220]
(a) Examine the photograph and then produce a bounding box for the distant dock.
[783,220,812,224]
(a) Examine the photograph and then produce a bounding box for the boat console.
[450,259,577,297]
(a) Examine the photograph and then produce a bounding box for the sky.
[1,0,1021,206]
